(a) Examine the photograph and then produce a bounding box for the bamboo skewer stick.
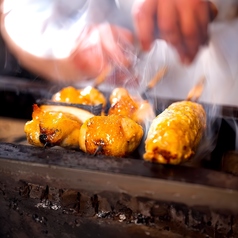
[93,66,112,88]
[145,66,168,91]
[186,76,206,102]
[141,66,168,100]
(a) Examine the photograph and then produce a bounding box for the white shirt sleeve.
[2,0,89,59]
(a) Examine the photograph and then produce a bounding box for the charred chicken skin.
[52,86,107,109]
[24,104,82,149]
[108,88,155,125]
[144,101,206,165]
[79,114,144,157]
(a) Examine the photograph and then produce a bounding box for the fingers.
[157,0,211,64]
[196,1,210,45]
[133,0,212,64]
[156,0,185,60]
[177,3,200,63]
[132,0,157,51]
[177,0,211,63]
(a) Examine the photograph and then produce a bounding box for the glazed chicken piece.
[52,86,107,109]
[144,101,206,165]
[79,114,144,157]
[25,104,83,149]
[108,88,155,125]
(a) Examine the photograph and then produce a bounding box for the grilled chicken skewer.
[52,85,107,111]
[24,104,84,149]
[79,114,144,157]
[108,87,155,125]
[79,67,166,157]
[144,76,207,165]
[144,101,206,164]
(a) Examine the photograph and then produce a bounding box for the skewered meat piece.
[52,86,107,109]
[108,88,138,117]
[143,101,206,165]
[40,105,95,123]
[108,88,155,125]
[79,114,144,157]
[24,104,83,149]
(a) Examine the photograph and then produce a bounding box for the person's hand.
[132,0,217,64]
[71,24,134,78]
[1,20,134,82]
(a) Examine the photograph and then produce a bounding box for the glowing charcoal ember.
[79,115,144,157]
[144,101,206,165]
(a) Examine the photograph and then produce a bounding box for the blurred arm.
[0,0,134,83]
[1,0,89,59]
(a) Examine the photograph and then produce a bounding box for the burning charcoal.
[97,211,112,219]
[150,203,170,221]
[212,213,234,236]
[32,213,40,222]
[91,194,99,214]
[96,196,112,216]
[134,213,153,225]
[170,203,189,226]
[32,214,47,224]
[9,198,18,210]
[28,184,44,199]
[59,189,80,210]
[187,206,212,232]
[118,214,126,222]
[19,180,31,198]
[40,185,49,201]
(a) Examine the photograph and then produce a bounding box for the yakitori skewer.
[143,75,207,165]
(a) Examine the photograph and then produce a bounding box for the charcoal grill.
[1,76,238,238]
